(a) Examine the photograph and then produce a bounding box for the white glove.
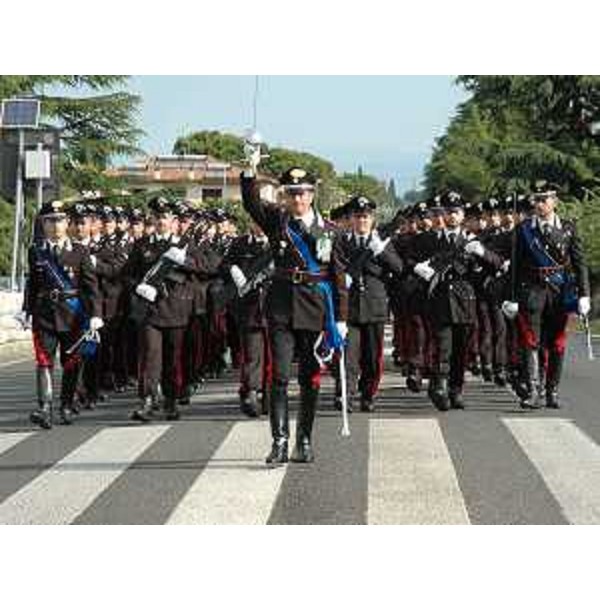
[368,232,390,257]
[414,260,435,282]
[501,259,510,274]
[136,283,158,303]
[89,317,104,331]
[163,246,187,266]
[465,240,485,257]
[501,301,519,320]
[14,311,32,330]
[578,296,591,317]
[345,274,353,289]
[90,255,97,268]
[230,265,248,291]
[243,132,262,173]
[336,321,348,340]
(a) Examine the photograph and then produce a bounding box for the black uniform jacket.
[513,215,590,300]
[413,228,504,326]
[241,173,348,331]
[337,230,404,325]
[127,233,220,328]
[24,238,101,333]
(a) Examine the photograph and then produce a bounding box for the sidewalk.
[0,291,32,364]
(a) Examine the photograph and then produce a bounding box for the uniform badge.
[316,234,332,263]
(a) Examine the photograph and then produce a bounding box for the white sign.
[25,149,51,179]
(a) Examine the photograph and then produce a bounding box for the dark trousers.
[517,285,570,382]
[346,322,385,399]
[270,324,321,391]
[477,300,507,370]
[433,323,473,392]
[138,325,186,400]
[239,326,271,397]
[32,326,81,402]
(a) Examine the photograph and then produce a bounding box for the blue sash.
[35,244,97,358]
[521,221,578,312]
[287,225,344,355]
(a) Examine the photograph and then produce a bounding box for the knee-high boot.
[545,351,564,409]
[265,382,289,466]
[292,386,318,463]
[30,367,53,430]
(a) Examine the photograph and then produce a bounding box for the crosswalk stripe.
[167,420,291,525]
[368,419,470,524]
[0,425,170,525]
[503,418,600,525]
[0,432,35,457]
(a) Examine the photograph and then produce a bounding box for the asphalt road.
[0,332,599,525]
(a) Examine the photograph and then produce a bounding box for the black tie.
[448,232,457,246]
[52,244,61,262]
[359,236,366,249]
[542,223,551,237]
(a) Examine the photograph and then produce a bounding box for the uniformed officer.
[337,195,404,412]
[241,160,348,465]
[23,201,103,429]
[127,196,220,422]
[225,222,273,417]
[503,183,590,409]
[412,191,504,410]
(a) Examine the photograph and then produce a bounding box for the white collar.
[47,238,72,252]
[533,214,561,230]
[294,208,316,229]
[153,233,171,243]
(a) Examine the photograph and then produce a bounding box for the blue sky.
[127,76,468,193]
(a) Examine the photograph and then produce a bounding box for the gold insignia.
[51,201,63,210]
[290,168,306,181]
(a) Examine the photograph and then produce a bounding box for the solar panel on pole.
[0,99,41,129]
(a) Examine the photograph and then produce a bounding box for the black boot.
[30,367,53,430]
[259,389,269,415]
[406,367,423,393]
[449,387,465,409]
[131,396,154,422]
[545,351,564,409]
[59,398,75,425]
[520,349,541,410]
[265,384,289,466]
[493,368,507,387]
[429,374,450,411]
[292,387,318,463]
[240,390,259,418]
[481,363,494,382]
[163,396,181,421]
[360,396,375,412]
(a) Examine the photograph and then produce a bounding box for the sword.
[338,346,350,437]
[580,314,595,361]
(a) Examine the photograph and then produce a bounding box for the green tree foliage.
[426,76,600,198]
[426,75,600,290]
[0,76,142,193]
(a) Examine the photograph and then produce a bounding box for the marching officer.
[225,222,273,417]
[337,195,404,412]
[127,196,220,422]
[241,158,348,465]
[503,183,590,409]
[23,200,103,429]
[412,192,504,410]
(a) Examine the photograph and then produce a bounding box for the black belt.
[40,289,80,301]
[274,268,329,285]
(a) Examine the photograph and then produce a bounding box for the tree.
[0,76,142,193]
